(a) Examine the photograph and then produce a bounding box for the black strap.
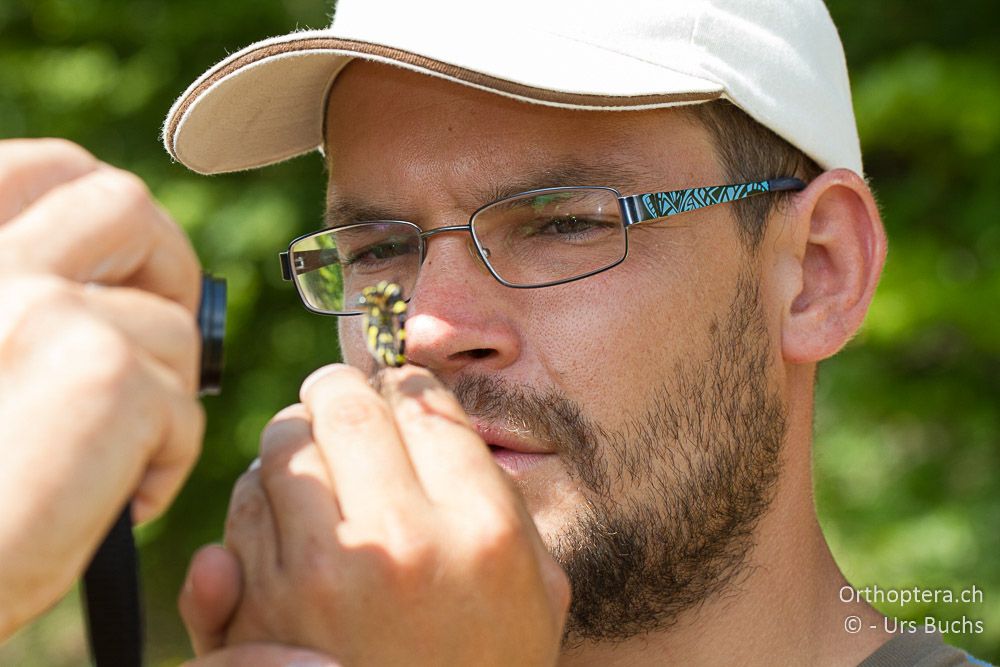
[83,504,144,667]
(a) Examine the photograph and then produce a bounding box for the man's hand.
[183,363,570,665]
[0,139,204,638]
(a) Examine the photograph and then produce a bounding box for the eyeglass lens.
[288,188,626,314]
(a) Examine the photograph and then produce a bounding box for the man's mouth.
[474,422,554,477]
[486,444,552,476]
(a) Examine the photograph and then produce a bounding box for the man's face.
[325,62,787,642]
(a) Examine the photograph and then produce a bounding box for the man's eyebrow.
[475,160,651,203]
[323,159,653,229]
[323,200,409,229]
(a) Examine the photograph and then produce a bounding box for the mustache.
[450,374,597,457]
[373,368,606,491]
[451,373,613,498]
[372,369,582,448]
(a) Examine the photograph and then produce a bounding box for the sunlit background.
[1,1,997,664]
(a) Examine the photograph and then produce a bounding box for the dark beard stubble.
[450,269,787,645]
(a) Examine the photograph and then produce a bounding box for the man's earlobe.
[781,168,887,364]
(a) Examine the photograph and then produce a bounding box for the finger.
[0,281,202,539]
[179,545,243,656]
[81,283,201,394]
[183,644,338,667]
[130,348,206,523]
[540,555,572,631]
[382,365,570,624]
[0,139,98,224]
[300,364,426,521]
[0,165,201,313]
[224,469,280,577]
[380,365,511,506]
[258,404,343,566]
[54,283,204,524]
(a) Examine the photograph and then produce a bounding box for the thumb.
[179,544,243,655]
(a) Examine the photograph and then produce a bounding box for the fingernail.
[247,457,261,472]
[300,363,348,397]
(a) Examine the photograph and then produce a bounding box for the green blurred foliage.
[812,2,1000,661]
[0,0,997,664]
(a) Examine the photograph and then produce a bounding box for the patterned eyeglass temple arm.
[279,248,339,280]
[620,177,807,226]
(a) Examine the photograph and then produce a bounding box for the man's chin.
[500,474,588,552]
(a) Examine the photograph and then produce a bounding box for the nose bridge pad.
[467,237,492,277]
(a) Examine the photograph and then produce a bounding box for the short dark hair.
[686,100,823,249]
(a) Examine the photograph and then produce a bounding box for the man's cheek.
[337,319,371,369]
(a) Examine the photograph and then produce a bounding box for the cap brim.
[164,29,724,175]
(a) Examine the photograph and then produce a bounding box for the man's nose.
[403,234,521,377]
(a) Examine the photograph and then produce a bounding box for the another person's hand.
[181,364,570,666]
[0,139,204,638]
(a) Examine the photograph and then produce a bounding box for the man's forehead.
[323,159,652,228]
[322,62,718,221]
[324,61,710,153]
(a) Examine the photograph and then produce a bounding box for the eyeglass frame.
[279,176,807,316]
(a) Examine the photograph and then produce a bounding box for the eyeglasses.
[279,177,806,316]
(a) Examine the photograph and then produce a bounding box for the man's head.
[322,61,881,643]
[166,0,887,648]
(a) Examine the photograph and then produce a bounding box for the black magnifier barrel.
[198,273,227,396]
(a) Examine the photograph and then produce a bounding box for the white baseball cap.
[163,0,862,176]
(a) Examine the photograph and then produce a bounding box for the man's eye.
[344,241,413,264]
[550,216,598,234]
[523,216,616,238]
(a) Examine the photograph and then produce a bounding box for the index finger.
[380,365,513,508]
[300,364,427,522]
[0,165,202,312]
[0,139,99,224]
[381,366,563,611]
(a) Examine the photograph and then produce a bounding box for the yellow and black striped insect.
[358,281,408,368]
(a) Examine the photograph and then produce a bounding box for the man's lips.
[473,421,555,477]
[472,422,552,454]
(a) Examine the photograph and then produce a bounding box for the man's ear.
[779,168,887,364]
